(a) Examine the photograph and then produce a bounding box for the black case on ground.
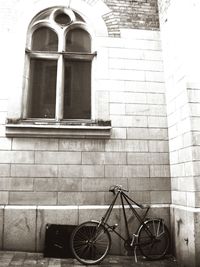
[44,224,76,258]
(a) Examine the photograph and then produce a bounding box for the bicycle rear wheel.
[138,219,170,260]
[70,221,111,265]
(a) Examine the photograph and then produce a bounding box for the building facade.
[0,0,199,266]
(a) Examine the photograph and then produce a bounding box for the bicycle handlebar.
[109,185,129,195]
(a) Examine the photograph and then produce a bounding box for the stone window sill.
[5,119,111,139]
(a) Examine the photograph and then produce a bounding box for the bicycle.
[70,185,170,265]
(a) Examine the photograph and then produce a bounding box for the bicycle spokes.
[138,219,170,260]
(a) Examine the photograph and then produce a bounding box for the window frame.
[6,7,111,138]
[24,16,96,121]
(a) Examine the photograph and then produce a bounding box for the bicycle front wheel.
[70,221,111,265]
[138,219,170,260]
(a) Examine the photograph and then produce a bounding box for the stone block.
[4,207,36,251]
[0,206,3,249]
[95,91,109,120]
[0,192,8,204]
[96,80,125,92]
[0,178,33,191]
[170,207,196,267]
[0,138,11,150]
[126,104,166,116]
[187,192,196,207]
[126,38,161,51]
[110,103,125,115]
[58,165,82,178]
[125,191,150,204]
[110,115,148,127]
[9,192,57,205]
[184,162,194,177]
[58,192,105,205]
[120,29,160,41]
[110,128,126,139]
[123,165,149,178]
[146,81,165,93]
[115,58,163,72]
[150,177,171,191]
[82,178,127,192]
[0,164,10,177]
[171,191,187,206]
[105,165,124,178]
[143,50,163,61]
[145,70,164,82]
[127,152,169,165]
[34,178,81,192]
[0,112,6,124]
[110,69,145,81]
[95,48,109,79]
[11,164,58,178]
[59,139,105,151]
[36,206,78,251]
[12,138,58,151]
[110,91,147,104]
[127,127,168,140]
[12,151,34,164]
[82,152,126,165]
[128,177,150,191]
[193,161,200,176]
[35,151,81,164]
[148,140,169,152]
[105,140,148,152]
[192,146,200,160]
[0,126,5,137]
[146,93,165,104]
[150,165,170,178]
[109,47,144,60]
[178,147,193,163]
[81,165,104,178]
[150,191,171,204]
[195,212,200,264]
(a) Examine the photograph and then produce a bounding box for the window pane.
[28,59,57,118]
[65,29,91,52]
[55,13,71,26]
[32,27,58,51]
[64,60,91,119]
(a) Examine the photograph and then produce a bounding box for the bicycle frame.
[71,186,170,265]
[99,190,150,244]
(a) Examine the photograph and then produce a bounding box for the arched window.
[25,7,95,121]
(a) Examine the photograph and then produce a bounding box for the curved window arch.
[24,7,96,120]
[65,28,91,52]
[32,27,58,51]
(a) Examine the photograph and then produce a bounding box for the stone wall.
[158,0,200,266]
[0,0,170,253]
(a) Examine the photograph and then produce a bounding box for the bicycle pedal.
[110,224,118,230]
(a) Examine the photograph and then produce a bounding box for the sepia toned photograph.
[0,0,199,266]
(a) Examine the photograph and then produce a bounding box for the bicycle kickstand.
[134,246,138,263]
[130,234,138,263]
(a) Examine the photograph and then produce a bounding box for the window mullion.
[55,54,64,121]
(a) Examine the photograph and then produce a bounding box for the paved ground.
[0,251,179,266]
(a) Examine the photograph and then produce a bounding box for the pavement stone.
[0,251,179,267]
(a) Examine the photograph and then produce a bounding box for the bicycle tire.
[138,219,170,260]
[70,221,111,265]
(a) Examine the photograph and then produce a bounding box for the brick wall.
[103,0,159,37]
[0,0,170,253]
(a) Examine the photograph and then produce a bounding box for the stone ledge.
[5,120,112,139]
